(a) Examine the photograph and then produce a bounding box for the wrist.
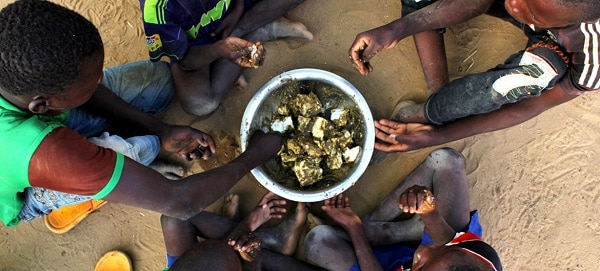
[419,209,441,223]
[341,219,363,233]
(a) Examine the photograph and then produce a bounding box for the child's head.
[413,243,502,271]
[0,0,103,99]
[506,0,600,28]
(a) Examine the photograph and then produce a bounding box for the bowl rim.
[240,68,375,202]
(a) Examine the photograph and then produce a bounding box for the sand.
[1,0,599,270]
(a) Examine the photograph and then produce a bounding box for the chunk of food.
[326,153,344,170]
[277,104,290,116]
[311,116,330,139]
[293,157,323,187]
[270,116,294,133]
[330,108,349,127]
[247,43,266,68]
[289,92,322,117]
[297,116,312,133]
[343,146,361,163]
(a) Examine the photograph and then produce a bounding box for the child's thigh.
[102,60,175,115]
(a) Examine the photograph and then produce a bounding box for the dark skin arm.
[87,84,216,159]
[349,0,493,75]
[399,185,455,246]
[104,131,283,220]
[375,85,577,152]
[226,192,287,270]
[322,195,383,271]
[177,37,258,71]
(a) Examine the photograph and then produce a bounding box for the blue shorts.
[18,60,175,222]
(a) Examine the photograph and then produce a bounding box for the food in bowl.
[260,79,365,189]
[240,68,374,202]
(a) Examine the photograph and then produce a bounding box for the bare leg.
[161,211,237,257]
[163,201,308,257]
[173,0,311,117]
[391,101,426,123]
[173,18,313,117]
[414,31,449,96]
[170,239,323,271]
[169,240,243,271]
[258,202,308,256]
[392,30,448,123]
[171,64,225,117]
[304,225,356,271]
[363,148,471,241]
[249,17,313,41]
[305,148,471,269]
[230,0,307,38]
[223,194,241,221]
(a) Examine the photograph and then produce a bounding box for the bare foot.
[306,213,324,230]
[253,17,313,42]
[223,194,241,221]
[236,74,248,90]
[259,202,308,256]
[148,160,186,180]
[391,100,426,123]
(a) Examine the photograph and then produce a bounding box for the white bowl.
[240,68,374,202]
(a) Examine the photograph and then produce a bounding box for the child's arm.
[322,195,384,271]
[104,130,283,220]
[398,185,455,246]
[84,84,216,159]
[225,192,287,270]
[177,37,257,71]
[349,0,494,75]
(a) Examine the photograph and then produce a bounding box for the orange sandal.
[94,250,132,271]
[43,199,106,234]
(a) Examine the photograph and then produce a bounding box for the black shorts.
[401,0,438,16]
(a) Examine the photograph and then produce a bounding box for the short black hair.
[0,0,103,97]
[557,0,600,23]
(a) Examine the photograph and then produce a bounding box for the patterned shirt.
[139,0,233,61]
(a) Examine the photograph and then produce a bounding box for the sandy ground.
[1,0,600,270]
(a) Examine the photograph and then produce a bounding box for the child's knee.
[180,97,220,117]
[304,225,336,252]
[427,148,465,169]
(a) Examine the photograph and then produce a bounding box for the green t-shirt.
[0,95,123,226]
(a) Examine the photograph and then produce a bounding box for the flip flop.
[94,250,132,271]
[43,199,106,234]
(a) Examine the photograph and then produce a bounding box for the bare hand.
[158,124,216,161]
[215,37,263,68]
[245,191,288,232]
[321,194,361,228]
[348,24,400,75]
[246,130,283,164]
[398,185,437,214]
[374,119,435,152]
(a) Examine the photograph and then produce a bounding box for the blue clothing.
[140,0,234,61]
[349,211,483,271]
